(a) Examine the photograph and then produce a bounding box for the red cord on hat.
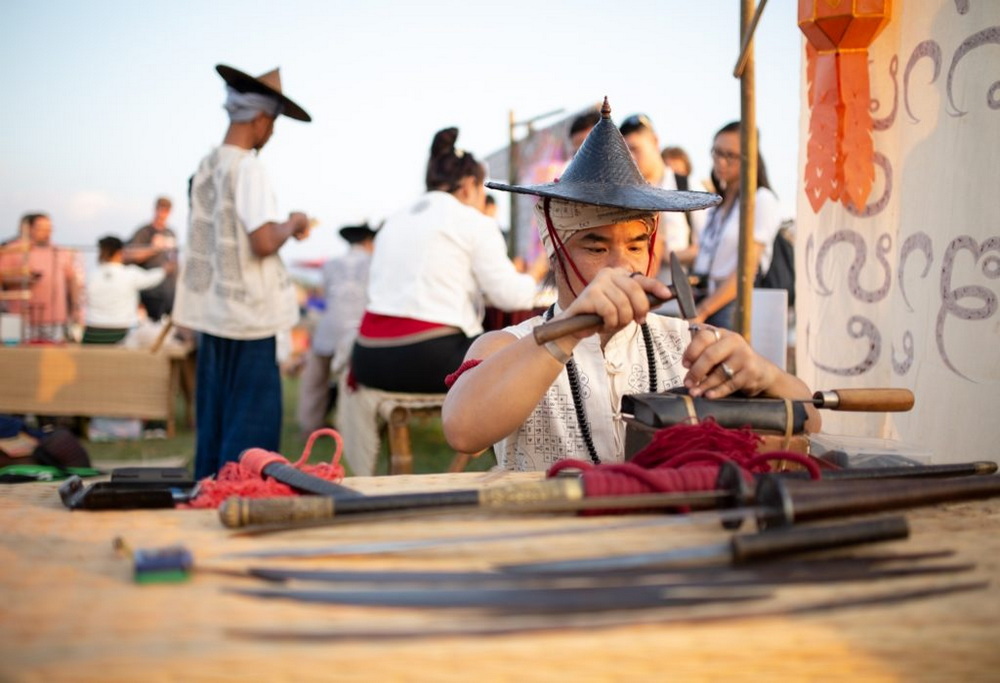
[543,196,590,298]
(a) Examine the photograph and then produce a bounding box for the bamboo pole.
[507,109,518,258]
[736,0,760,340]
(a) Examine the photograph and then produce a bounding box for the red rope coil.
[185,428,347,509]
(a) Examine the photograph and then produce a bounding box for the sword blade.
[225,511,744,559]
[228,584,769,612]
[227,582,989,641]
[245,556,970,588]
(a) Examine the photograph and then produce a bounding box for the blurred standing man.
[173,64,313,479]
[0,213,81,341]
[124,197,178,321]
[567,110,601,157]
[296,223,377,437]
[620,114,705,268]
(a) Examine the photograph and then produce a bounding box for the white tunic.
[494,313,692,471]
[85,262,165,328]
[366,191,538,337]
[173,145,297,340]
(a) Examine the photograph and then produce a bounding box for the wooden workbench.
[1,471,998,681]
[0,343,193,437]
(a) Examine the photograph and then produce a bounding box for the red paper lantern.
[799,0,892,213]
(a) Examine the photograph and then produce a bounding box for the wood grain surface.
[1,471,998,682]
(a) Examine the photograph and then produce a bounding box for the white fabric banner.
[795,1,1000,464]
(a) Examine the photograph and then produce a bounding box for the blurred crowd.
[0,64,792,476]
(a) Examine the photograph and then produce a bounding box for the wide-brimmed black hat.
[216,64,311,122]
[487,98,719,213]
[339,223,378,244]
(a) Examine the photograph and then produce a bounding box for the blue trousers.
[194,333,282,479]
[706,300,737,331]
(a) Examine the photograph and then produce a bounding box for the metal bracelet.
[543,340,572,364]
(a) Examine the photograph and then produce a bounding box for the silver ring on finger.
[720,362,735,380]
[712,328,721,343]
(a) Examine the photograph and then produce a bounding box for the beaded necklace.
[544,306,657,465]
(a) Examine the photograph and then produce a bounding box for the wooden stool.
[373,392,475,475]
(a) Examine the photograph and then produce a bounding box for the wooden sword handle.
[532,293,669,345]
[532,314,602,344]
[813,388,914,412]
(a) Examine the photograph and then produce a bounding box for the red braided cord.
[543,196,589,298]
[185,428,347,509]
[544,421,825,512]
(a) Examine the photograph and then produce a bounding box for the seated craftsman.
[442,100,820,472]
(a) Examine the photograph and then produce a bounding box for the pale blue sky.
[0,0,804,264]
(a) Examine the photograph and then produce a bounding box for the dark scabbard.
[756,473,1000,529]
[622,388,809,434]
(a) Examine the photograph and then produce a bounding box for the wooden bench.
[0,345,178,435]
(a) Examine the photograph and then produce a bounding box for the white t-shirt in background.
[85,262,165,328]
[693,186,781,287]
[366,191,538,337]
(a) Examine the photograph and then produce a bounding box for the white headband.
[533,198,655,258]
[224,86,283,123]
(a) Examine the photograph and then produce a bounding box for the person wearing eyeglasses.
[620,114,706,270]
[691,121,782,330]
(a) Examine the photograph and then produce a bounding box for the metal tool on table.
[621,386,915,459]
[59,472,200,510]
[533,252,696,344]
[623,387,913,428]
[113,537,246,584]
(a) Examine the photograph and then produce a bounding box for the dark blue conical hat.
[488,98,720,213]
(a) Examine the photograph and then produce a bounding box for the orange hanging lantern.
[799,0,892,213]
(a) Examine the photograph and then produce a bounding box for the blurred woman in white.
[692,121,782,330]
[350,127,547,394]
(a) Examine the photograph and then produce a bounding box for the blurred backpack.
[0,416,90,469]
[755,225,796,307]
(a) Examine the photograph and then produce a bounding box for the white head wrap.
[533,198,656,258]
[224,86,283,123]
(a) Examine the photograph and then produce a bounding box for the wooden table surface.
[1,471,998,682]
